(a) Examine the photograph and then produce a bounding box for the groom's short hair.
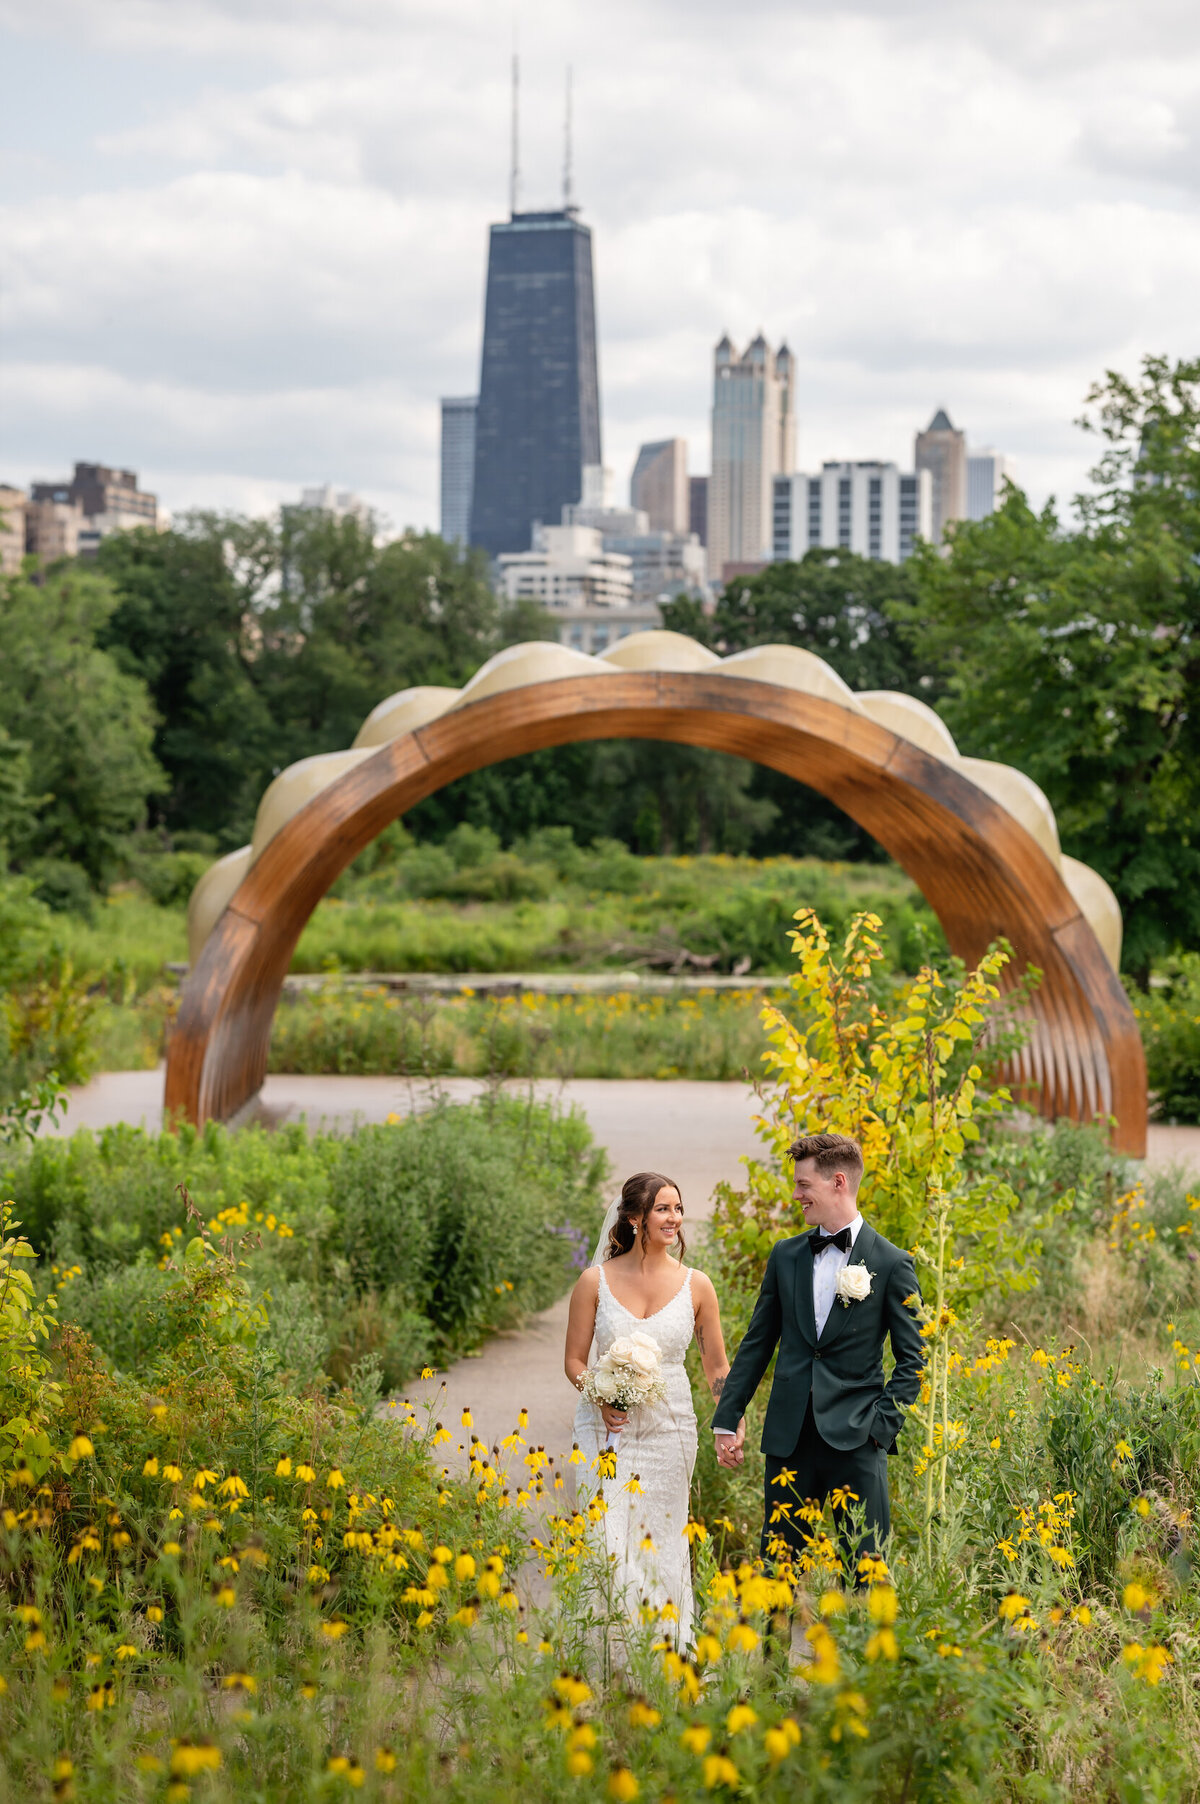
[789,1132,864,1186]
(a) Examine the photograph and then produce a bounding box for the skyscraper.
[914,409,967,541]
[440,397,477,545]
[630,438,688,534]
[469,208,602,557]
[689,476,708,548]
[966,449,1010,520]
[707,335,795,581]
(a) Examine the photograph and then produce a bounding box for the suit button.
[814,1352,822,1361]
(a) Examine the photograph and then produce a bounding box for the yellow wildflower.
[170,1741,222,1777]
[628,1700,661,1729]
[867,1585,898,1625]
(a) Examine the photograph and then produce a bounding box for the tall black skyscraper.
[469,207,602,557]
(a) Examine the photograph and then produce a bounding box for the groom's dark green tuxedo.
[713,1222,924,1556]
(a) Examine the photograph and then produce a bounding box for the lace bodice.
[594,1264,695,1367]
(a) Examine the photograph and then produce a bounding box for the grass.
[50,846,940,992]
[266,985,783,1082]
[63,844,942,1081]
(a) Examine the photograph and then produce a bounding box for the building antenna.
[563,65,573,210]
[509,50,520,218]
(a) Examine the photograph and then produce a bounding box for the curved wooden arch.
[165,671,1147,1153]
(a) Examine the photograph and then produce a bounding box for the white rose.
[627,1345,659,1375]
[835,1265,873,1304]
[607,1337,635,1366]
[629,1331,660,1354]
[592,1368,620,1402]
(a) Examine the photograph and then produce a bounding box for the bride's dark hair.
[606,1171,686,1261]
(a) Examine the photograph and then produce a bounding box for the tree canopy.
[895,355,1200,980]
[0,564,163,885]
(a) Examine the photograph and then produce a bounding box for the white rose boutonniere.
[835,1265,874,1306]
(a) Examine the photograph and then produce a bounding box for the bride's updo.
[606,1171,686,1261]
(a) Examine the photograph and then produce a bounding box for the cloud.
[2,0,1200,526]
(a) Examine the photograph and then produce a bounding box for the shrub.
[0,877,100,1108]
[25,855,96,917]
[1134,954,1200,1123]
[7,1094,607,1386]
[337,1096,605,1356]
[133,847,214,909]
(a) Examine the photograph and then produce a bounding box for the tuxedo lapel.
[816,1224,879,1351]
[791,1237,817,1347]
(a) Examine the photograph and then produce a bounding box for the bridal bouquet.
[580,1331,668,1450]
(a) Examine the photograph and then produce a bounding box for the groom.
[713,1132,923,1565]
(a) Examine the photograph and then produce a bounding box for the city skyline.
[3,1,1200,532]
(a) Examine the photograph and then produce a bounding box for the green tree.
[662,551,934,860]
[671,547,929,694]
[895,354,1200,979]
[95,512,509,849]
[258,515,502,767]
[0,728,37,867]
[0,566,163,886]
[96,522,276,845]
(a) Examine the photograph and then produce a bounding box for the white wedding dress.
[573,1264,699,1648]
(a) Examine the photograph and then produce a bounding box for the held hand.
[715,1418,746,1469]
[600,1404,629,1433]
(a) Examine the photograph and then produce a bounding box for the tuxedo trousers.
[762,1397,890,1571]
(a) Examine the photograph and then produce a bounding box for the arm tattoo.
[711,1374,726,1399]
[695,1324,706,1355]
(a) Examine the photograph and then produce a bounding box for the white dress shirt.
[811,1211,865,1337]
[715,1213,865,1439]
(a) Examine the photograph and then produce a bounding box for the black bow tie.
[810,1227,853,1256]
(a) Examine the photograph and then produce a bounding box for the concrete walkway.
[49,1069,764,1466]
[46,1068,1200,1470]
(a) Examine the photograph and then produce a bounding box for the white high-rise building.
[440,396,477,545]
[497,523,663,655]
[771,463,933,565]
[300,483,371,524]
[708,334,795,582]
[497,524,633,609]
[966,450,1010,520]
[0,487,27,575]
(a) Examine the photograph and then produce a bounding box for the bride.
[563,1171,741,1648]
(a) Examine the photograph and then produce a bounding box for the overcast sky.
[2,0,1199,533]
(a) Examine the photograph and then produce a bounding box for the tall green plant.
[710,910,1062,1548]
[0,1201,61,1480]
